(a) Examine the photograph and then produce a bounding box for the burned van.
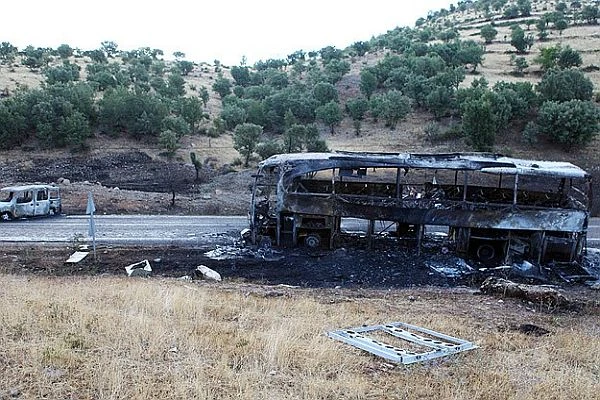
[0,185,62,221]
[249,152,591,266]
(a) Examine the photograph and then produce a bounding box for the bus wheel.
[1,212,13,221]
[304,233,321,248]
[476,244,497,263]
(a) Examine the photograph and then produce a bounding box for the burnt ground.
[2,232,599,293]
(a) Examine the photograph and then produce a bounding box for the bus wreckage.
[249,152,591,266]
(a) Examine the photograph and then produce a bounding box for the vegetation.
[1,0,599,164]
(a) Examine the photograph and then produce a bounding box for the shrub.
[536,100,600,150]
[537,69,593,102]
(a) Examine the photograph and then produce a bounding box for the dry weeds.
[0,275,599,399]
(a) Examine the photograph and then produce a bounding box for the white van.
[0,185,62,221]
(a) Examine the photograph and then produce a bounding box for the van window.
[37,190,48,201]
[1,192,13,202]
[16,191,32,204]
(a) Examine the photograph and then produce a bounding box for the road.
[0,215,598,248]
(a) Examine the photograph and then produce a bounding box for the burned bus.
[249,152,592,266]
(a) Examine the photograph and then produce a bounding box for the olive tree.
[233,123,262,167]
[536,100,600,151]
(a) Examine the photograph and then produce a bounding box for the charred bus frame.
[249,152,591,265]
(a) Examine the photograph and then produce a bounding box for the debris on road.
[204,244,283,261]
[480,277,569,307]
[427,257,473,278]
[65,251,89,263]
[125,259,152,277]
[326,321,477,365]
[195,265,222,281]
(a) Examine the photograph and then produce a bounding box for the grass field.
[1,275,599,399]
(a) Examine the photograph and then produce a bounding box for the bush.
[256,139,282,160]
[461,99,496,151]
[536,100,600,151]
[43,61,80,84]
[537,69,593,102]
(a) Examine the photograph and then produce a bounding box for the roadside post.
[86,192,97,261]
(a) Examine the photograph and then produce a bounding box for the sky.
[2,0,453,66]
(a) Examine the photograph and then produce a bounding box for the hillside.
[0,0,599,215]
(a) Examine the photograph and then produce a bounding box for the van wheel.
[1,212,13,221]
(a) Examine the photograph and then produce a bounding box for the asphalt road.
[0,215,598,248]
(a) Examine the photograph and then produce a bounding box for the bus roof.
[259,152,589,179]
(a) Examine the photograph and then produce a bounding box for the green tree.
[371,90,411,129]
[98,87,168,138]
[536,100,600,150]
[359,69,378,100]
[56,44,73,59]
[220,104,247,130]
[256,139,282,160]
[303,124,328,152]
[535,45,562,71]
[100,41,118,58]
[87,49,107,63]
[230,65,251,86]
[517,0,532,16]
[536,19,549,41]
[162,115,190,137]
[557,46,583,69]
[345,96,369,135]
[555,19,569,35]
[555,2,567,13]
[212,74,232,98]
[503,5,520,18]
[176,60,194,76]
[319,46,343,63]
[324,59,351,83]
[43,61,81,84]
[283,124,307,153]
[351,41,370,56]
[458,40,485,72]
[480,24,498,44]
[316,101,342,134]
[0,42,17,64]
[461,99,496,151]
[22,46,51,69]
[510,26,534,53]
[159,129,180,157]
[581,5,599,24]
[513,57,529,75]
[198,86,209,106]
[537,69,593,102]
[233,123,262,167]
[426,86,455,119]
[313,82,338,105]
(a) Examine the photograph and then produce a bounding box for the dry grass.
[1,275,599,399]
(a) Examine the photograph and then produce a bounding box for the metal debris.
[125,259,152,277]
[65,251,89,263]
[195,265,222,281]
[427,258,473,278]
[327,322,477,365]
